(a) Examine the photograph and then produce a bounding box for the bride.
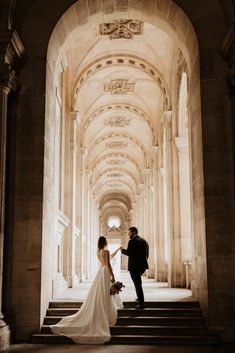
[50,236,122,344]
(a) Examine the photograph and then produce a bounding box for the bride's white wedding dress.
[51,249,122,344]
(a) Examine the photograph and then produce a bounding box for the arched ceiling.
[59,19,177,217]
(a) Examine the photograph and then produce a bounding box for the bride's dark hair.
[98,236,107,250]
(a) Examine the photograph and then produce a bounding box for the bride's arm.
[105,250,115,283]
[110,246,122,259]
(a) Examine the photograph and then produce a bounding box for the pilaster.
[174,136,192,287]
[0,30,24,350]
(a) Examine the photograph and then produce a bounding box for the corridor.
[53,271,193,302]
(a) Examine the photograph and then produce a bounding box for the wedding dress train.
[51,265,121,344]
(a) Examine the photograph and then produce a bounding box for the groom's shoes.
[135,304,145,309]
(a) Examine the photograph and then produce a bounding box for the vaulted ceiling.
[57,19,177,225]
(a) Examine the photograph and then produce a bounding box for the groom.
[121,227,149,309]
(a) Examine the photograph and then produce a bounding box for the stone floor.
[4,343,235,353]
[53,271,193,302]
[5,272,235,352]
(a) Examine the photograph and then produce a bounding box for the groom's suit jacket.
[122,235,149,273]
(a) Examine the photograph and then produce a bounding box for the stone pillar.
[67,113,79,287]
[161,110,182,287]
[174,136,192,287]
[134,194,140,230]
[77,147,85,281]
[0,73,11,350]
[156,144,167,282]
[80,147,88,280]
[138,183,144,236]
[0,31,24,349]
[151,146,159,280]
[144,168,154,277]
[84,168,89,279]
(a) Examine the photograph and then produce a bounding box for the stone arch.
[83,102,157,145]
[5,0,234,343]
[44,0,204,315]
[73,54,171,110]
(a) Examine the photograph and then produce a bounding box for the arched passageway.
[45,2,202,307]
[1,0,235,345]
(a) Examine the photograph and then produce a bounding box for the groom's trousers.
[130,270,145,306]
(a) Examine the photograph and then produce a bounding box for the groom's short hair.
[129,226,138,235]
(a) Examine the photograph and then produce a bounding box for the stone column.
[0,31,24,349]
[84,168,89,279]
[0,73,11,350]
[134,194,140,230]
[174,136,192,287]
[67,113,79,287]
[151,146,159,280]
[80,148,89,280]
[161,111,182,287]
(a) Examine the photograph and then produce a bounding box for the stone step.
[41,324,207,335]
[110,334,219,345]
[46,307,201,317]
[111,325,208,335]
[31,333,218,345]
[34,300,217,345]
[44,315,204,326]
[49,301,200,309]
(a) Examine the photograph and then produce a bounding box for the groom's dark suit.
[122,235,149,307]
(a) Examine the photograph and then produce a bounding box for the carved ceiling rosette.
[105,116,131,127]
[100,19,144,40]
[104,79,135,94]
[105,141,128,149]
[106,160,125,165]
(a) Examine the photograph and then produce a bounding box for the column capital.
[0,31,25,92]
[0,30,25,68]
[159,167,166,178]
[70,110,81,127]
[80,146,87,155]
[144,167,150,175]
[161,110,172,127]
[174,136,189,153]
[151,145,159,156]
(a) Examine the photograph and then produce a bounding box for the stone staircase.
[32,301,218,345]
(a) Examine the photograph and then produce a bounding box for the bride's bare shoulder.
[97,248,109,255]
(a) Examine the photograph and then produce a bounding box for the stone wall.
[0,0,234,343]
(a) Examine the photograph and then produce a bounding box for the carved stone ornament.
[100,20,143,39]
[0,65,17,91]
[104,79,135,94]
[108,173,122,177]
[109,183,122,188]
[105,141,128,149]
[106,160,124,165]
[105,116,131,127]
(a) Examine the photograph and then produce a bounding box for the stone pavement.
[4,343,235,353]
[53,271,193,302]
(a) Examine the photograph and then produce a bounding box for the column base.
[66,273,80,288]
[52,273,68,298]
[0,325,10,350]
